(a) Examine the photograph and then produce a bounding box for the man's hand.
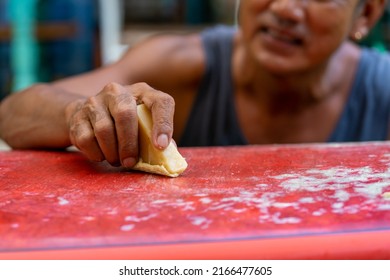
[64,82,175,168]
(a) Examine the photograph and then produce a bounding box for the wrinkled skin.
[65,82,175,167]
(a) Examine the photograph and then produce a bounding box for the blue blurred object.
[185,0,213,25]
[0,0,11,100]
[37,0,98,82]
[0,0,98,100]
[9,0,39,92]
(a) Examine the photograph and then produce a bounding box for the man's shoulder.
[359,48,390,90]
[200,25,237,42]
[361,47,390,70]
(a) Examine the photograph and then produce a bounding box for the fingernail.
[123,157,137,168]
[157,134,169,149]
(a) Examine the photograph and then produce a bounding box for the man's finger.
[126,83,175,150]
[107,84,139,168]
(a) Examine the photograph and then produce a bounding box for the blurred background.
[0,0,389,101]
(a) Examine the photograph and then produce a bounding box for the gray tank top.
[179,25,390,147]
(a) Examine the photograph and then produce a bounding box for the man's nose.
[269,0,306,23]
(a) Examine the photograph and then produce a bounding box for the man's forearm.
[0,83,84,149]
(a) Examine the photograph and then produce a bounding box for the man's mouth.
[260,26,303,46]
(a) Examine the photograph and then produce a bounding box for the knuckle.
[160,94,175,108]
[112,92,135,110]
[65,99,85,119]
[83,98,107,124]
[102,82,121,93]
[133,82,151,91]
[86,96,98,106]
[149,93,175,112]
[131,82,155,99]
[100,82,125,100]
[113,105,136,124]
[68,116,86,137]
[75,131,95,150]
[155,118,173,131]
[94,119,113,137]
[91,109,106,124]
[68,110,84,125]
[83,97,98,114]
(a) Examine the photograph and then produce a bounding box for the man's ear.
[349,0,387,41]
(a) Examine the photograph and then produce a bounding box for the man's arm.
[0,33,205,166]
[0,83,81,149]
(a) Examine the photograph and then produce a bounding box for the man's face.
[238,0,362,74]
